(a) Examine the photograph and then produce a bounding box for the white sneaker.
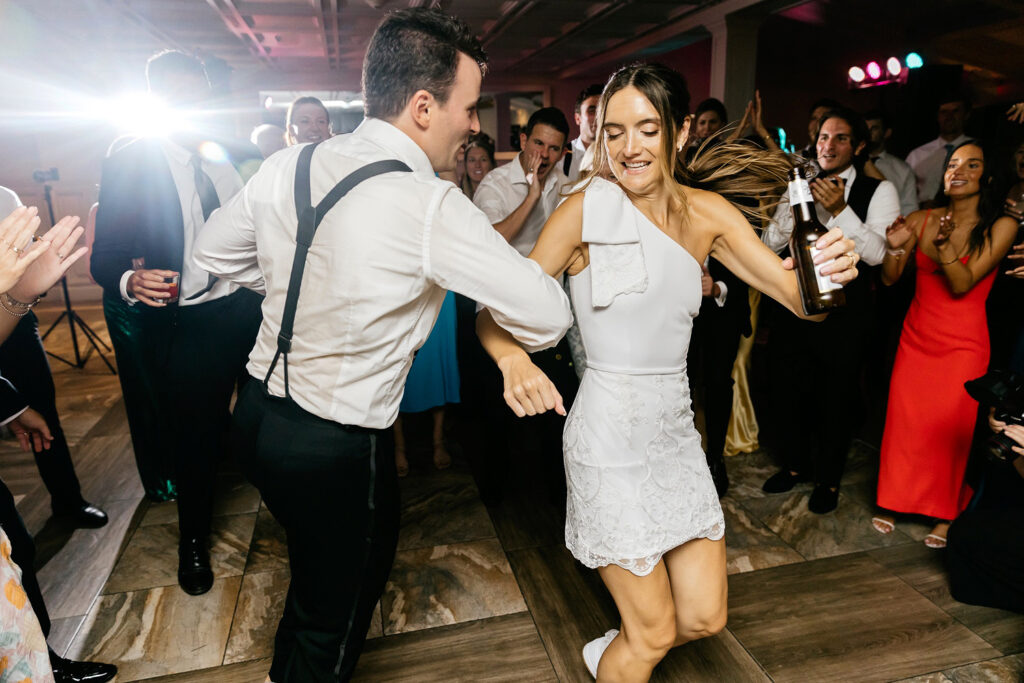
[582,628,619,679]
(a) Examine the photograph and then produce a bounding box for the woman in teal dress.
[394,289,460,475]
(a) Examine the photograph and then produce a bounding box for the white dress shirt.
[872,150,918,217]
[762,165,900,266]
[564,136,588,185]
[119,139,243,306]
[905,134,970,205]
[194,118,572,429]
[473,152,567,257]
[0,186,20,218]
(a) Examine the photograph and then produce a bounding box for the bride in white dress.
[478,62,861,682]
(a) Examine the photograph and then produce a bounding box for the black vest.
[843,172,882,308]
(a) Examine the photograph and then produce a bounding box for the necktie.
[187,154,221,300]
[943,143,955,160]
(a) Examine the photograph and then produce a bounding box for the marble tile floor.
[2,305,1022,681]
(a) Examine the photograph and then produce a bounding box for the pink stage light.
[866,61,882,79]
[886,57,902,76]
[848,66,866,83]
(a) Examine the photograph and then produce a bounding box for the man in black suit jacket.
[91,50,261,596]
[688,258,751,497]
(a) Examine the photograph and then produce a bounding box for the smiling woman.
[285,96,332,145]
[875,140,1017,547]
[475,61,861,682]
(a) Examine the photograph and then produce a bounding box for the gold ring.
[11,246,24,255]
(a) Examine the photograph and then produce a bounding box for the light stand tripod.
[37,182,116,374]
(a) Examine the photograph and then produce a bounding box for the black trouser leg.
[103,295,177,500]
[163,290,261,540]
[232,383,401,683]
[702,323,744,464]
[814,307,869,488]
[0,313,83,510]
[766,314,813,476]
[0,477,49,636]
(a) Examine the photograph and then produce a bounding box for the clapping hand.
[1006,241,1024,279]
[810,176,847,217]
[934,213,955,247]
[0,207,51,294]
[8,214,87,303]
[1007,102,1024,124]
[1005,198,1024,222]
[885,216,913,251]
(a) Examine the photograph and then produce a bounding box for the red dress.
[877,217,995,520]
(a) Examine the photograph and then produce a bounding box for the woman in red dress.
[873,141,1017,547]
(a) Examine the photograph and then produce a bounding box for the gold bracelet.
[940,255,960,265]
[0,295,29,318]
[2,293,39,309]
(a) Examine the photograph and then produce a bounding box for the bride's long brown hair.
[575,62,791,224]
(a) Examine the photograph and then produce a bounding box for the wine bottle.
[787,167,846,314]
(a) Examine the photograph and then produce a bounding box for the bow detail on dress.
[582,178,648,308]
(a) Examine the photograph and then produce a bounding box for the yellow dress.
[725,289,760,455]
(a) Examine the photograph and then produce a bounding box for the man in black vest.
[760,108,900,513]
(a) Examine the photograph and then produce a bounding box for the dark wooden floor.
[4,305,1023,682]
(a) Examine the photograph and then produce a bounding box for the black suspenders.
[263,141,411,397]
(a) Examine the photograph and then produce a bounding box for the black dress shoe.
[52,502,109,529]
[706,456,729,498]
[808,484,840,514]
[762,470,807,494]
[178,536,214,595]
[50,651,117,683]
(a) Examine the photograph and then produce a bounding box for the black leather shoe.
[178,536,214,595]
[808,484,840,514]
[52,502,109,529]
[762,470,807,494]
[706,456,729,498]
[50,651,117,683]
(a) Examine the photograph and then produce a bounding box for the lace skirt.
[563,368,725,576]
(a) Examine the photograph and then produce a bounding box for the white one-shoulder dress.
[563,178,725,577]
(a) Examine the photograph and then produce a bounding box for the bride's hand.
[498,353,565,417]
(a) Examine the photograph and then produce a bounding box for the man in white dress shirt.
[905,95,971,207]
[865,110,918,217]
[761,107,900,514]
[563,84,602,184]
[473,106,569,256]
[91,50,263,597]
[194,9,571,682]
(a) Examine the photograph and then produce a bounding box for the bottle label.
[789,178,813,206]
[810,246,843,292]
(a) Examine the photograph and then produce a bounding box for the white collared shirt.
[194,118,571,429]
[564,136,588,185]
[905,134,970,205]
[872,150,918,217]
[762,165,900,266]
[472,152,567,257]
[119,139,242,306]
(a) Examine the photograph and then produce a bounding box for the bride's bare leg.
[663,537,728,646]
[595,562,676,682]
